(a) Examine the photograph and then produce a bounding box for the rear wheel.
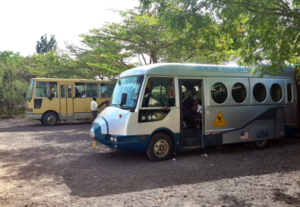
[146,133,173,162]
[43,112,58,126]
[249,139,269,149]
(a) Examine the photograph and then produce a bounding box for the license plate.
[92,141,97,149]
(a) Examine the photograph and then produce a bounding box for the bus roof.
[31,78,111,83]
[120,63,295,79]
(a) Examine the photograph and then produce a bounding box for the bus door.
[179,79,204,149]
[60,84,74,118]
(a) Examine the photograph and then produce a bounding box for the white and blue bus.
[90,63,298,161]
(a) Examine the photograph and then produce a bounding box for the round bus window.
[253,83,266,103]
[211,83,227,104]
[271,83,282,102]
[232,83,247,103]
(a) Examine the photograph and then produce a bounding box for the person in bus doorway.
[91,96,98,121]
[162,90,175,110]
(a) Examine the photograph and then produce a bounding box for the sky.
[0,0,140,56]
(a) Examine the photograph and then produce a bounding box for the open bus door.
[179,79,204,149]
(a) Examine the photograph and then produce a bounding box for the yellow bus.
[26,78,114,126]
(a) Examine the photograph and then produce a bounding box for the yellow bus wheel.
[43,112,58,126]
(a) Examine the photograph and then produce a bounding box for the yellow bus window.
[35,82,57,98]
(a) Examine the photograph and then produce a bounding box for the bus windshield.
[110,76,144,109]
[27,79,34,101]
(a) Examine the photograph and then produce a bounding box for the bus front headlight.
[90,128,95,138]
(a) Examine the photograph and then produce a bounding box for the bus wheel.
[40,119,44,125]
[43,112,58,126]
[249,140,269,150]
[146,133,173,162]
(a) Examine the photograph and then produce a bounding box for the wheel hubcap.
[153,139,169,157]
[47,115,56,124]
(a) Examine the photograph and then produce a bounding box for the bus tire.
[146,133,173,162]
[43,112,58,126]
[40,119,44,125]
[249,140,269,150]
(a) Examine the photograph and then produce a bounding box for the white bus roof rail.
[120,63,295,78]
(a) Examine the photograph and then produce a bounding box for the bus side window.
[61,85,65,98]
[86,83,99,98]
[101,83,106,98]
[74,83,85,98]
[142,77,175,107]
[35,82,57,98]
[35,82,48,98]
[105,83,114,97]
[287,83,292,102]
[49,82,58,98]
[68,85,72,98]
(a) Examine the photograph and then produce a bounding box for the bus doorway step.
[182,137,202,147]
[182,145,203,150]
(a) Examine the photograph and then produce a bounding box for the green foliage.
[0,51,30,115]
[140,0,300,75]
[36,34,58,54]
[31,50,85,79]
[77,9,232,70]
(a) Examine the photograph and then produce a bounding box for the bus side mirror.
[22,92,26,99]
[121,93,127,105]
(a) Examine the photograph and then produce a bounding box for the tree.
[140,0,300,75]
[0,51,31,114]
[36,34,58,54]
[31,50,83,79]
[77,9,232,70]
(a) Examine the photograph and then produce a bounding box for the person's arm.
[47,94,53,100]
[163,98,175,110]
[97,102,105,109]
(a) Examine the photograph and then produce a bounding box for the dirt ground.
[0,118,300,207]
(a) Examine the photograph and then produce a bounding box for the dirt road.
[0,118,300,207]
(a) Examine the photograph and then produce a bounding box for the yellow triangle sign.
[213,111,226,127]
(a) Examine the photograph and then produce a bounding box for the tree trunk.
[150,51,157,64]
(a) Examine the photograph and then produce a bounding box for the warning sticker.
[213,111,226,127]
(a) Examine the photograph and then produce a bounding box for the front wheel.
[146,133,173,162]
[43,112,58,126]
[249,139,269,149]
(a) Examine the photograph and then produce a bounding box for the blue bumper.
[92,122,147,152]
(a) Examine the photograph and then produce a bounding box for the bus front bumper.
[91,123,140,152]
[93,134,140,152]
[26,112,42,120]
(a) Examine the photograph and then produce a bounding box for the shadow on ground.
[1,120,300,206]
[1,128,300,205]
